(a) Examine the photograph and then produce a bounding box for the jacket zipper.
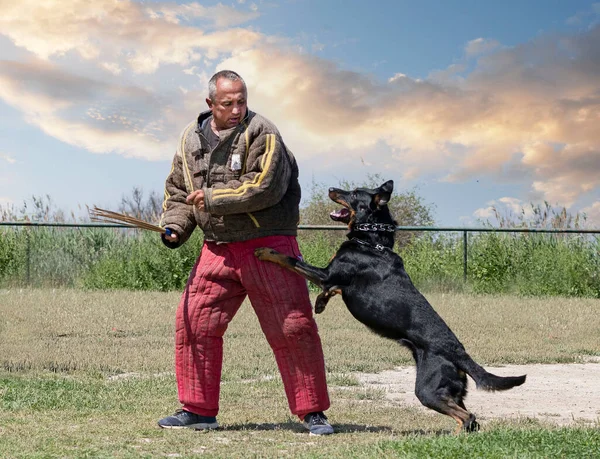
[196,129,214,188]
[247,212,260,227]
[195,127,215,235]
[196,120,257,230]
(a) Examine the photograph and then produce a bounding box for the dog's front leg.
[314,287,342,314]
[254,247,327,288]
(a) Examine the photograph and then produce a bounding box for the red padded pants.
[175,235,330,419]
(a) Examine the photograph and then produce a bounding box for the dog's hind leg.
[416,388,475,433]
[414,355,478,434]
[457,399,479,432]
[444,399,478,434]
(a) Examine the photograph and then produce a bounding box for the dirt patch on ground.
[356,360,600,426]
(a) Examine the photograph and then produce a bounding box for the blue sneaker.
[302,411,334,435]
[157,409,218,430]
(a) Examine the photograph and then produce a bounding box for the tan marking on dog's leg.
[453,417,464,435]
[440,399,474,435]
[314,287,342,314]
[254,248,290,267]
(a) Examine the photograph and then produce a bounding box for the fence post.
[463,230,468,282]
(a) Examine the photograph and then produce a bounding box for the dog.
[255,180,526,433]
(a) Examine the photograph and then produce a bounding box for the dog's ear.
[375,180,394,206]
[380,180,394,194]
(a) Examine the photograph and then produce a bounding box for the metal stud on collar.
[354,223,396,232]
[351,238,387,252]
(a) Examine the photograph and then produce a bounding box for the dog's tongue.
[330,208,349,221]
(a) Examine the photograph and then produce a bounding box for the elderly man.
[157,70,333,435]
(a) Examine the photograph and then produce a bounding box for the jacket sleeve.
[159,150,197,248]
[203,132,292,215]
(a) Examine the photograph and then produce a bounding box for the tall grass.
[1,225,599,297]
[1,191,599,296]
[81,230,203,291]
[0,226,201,291]
[401,232,600,297]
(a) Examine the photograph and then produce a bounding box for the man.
[157,70,333,435]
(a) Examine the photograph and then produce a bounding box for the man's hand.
[163,230,179,243]
[186,190,206,212]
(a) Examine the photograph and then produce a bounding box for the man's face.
[206,78,247,130]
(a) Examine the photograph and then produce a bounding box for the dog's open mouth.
[330,208,350,223]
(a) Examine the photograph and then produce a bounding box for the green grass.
[1,289,599,457]
[376,427,600,459]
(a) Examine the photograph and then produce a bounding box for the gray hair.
[208,70,246,101]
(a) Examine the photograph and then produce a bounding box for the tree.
[118,187,163,223]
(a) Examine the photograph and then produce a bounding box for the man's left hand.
[186,190,206,211]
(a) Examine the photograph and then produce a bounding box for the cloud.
[0,59,189,160]
[183,66,199,75]
[566,2,600,26]
[0,0,263,73]
[0,1,599,215]
[0,196,14,207]
[472,206,496,221]
[473,197,536,224]
[101,62,123,76]
[219,24,600,209]
[465,38,501,58]
[581,201,600,226]
[1,153,16,164]
[146,2,261,28]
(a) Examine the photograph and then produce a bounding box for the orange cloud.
[0,0,263,73]
[219,26,600,209]
[0,1,598,216]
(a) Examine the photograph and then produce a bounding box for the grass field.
[1,289,599,458]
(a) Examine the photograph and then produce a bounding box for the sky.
[0,0,599,226]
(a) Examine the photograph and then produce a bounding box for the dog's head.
[328,180,394,227]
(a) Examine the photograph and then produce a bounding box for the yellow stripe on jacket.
[180,123,195,193]
[159,160,175,227]
[241,121,250,175]
[212,134,276,200]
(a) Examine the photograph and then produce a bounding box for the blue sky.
[1,0,599,226]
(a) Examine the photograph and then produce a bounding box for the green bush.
[0,228,25,284]
[468,233,600,297]
[1,191,599,298]
[400,233,465,292]
[81,230,202,291]
[0,226,107,287]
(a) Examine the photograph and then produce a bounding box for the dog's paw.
[314,295,328,314]
[464,416,480,433]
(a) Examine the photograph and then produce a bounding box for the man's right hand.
[186,190,206,212]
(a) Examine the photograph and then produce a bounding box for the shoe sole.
[303,422,334,436]
[158,422,219,430]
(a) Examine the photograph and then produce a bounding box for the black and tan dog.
[255,180,526,433]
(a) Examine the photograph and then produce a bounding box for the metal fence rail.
[2,222,600,282]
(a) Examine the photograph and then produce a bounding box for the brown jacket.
[160,110,301,246]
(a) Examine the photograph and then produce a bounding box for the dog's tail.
[460,357,526,391]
